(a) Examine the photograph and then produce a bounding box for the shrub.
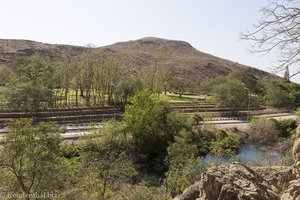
[165,130,204,197]
[112,185,164,200]
[80,120,138,199]
[276,119,297,138]
[60,144,80,159]
[211,130,244,156]
[248,118,280,145]
[187,112,203,126]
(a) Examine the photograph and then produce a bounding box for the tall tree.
[0,119,62,200]
[284,65,290,82]
[80,120,137,200]
[7,55,54,111]
[124,90,186,166]
[213,78,248,115]
[230,68,259,94]
[263,80,294,109]
[142,49,175,95]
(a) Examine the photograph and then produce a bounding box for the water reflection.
[203,144,283,166]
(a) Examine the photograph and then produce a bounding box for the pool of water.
[203,144,283,166]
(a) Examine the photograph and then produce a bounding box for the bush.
[80,120,138,199]
[112,185,164,200]
[165,130,204,197]
[187,112,203,126]
[248,118,280,145]
[276,119,297,138]
[60,144,80,159]
[211,130,244,156]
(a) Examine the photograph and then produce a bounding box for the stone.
[174,125,300,200]
[177,182,200,200]
[197,163,279,200]
[293,138,300,162]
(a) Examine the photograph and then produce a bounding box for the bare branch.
[242,0,300,75]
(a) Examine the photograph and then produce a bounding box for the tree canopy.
[0,119,62,199]
[213,78,249,115]
[124,89,187,166]
[7,55,54,111]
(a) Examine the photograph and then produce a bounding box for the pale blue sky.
[1,0,296,82]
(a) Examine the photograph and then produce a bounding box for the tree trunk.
[179,91,183,98]
[75,88,78,107]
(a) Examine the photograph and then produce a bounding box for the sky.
[1,0,297,82]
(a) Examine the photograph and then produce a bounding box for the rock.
[293,125,300,176]
[281,179,300,200]
[177,181,200,200]
[174,125,300,200]
[175,163,300,200]
[293,138,300,162]
[253,166,294,191]
[295,125,300,138]
[175,163,280,200]
[197,163,279,200]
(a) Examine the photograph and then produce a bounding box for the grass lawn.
[160,92,200,102]
[0,86,8,108]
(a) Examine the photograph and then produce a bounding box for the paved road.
[202,113,297,130]
[0,113,297,141]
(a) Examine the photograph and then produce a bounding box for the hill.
[0,37,270,80]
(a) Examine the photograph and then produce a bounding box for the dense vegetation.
[0,90,249,200]
[0,46,300,199]
[1,50,300,113]
[0,90,297,199]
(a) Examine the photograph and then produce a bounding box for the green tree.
[170,77,194,98]
[263,80,293,109]
[230,68,260,94]
[0,119,62,200]
[0,65,11,85]
[114,77,143,104]
[124,89,186,166]
[210,129,244,156]
[213,78,248,115]
[142,49,176,96]
[164,130,204,197]
[78,120,137,200]
[287,82,300,108]
[7,55,54,111]
[284,66,290,82]
[53,54,76,107]
[112,185,164,200]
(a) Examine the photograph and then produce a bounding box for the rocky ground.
[174,127,300,200]
[175,163,299,200]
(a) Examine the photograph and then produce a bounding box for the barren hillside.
[0,37,270,80]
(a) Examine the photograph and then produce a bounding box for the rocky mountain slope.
[0,37,270,81]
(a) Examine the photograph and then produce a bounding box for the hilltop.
[0,37,270,80]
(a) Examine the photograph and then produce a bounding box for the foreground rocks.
[174,125,300,200]
[174,163,299,200]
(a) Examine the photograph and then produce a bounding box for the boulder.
[174,125,300,200]
[197,163,279,200]
[178,181,200,200]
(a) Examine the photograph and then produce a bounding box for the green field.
[160,92,201,102]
